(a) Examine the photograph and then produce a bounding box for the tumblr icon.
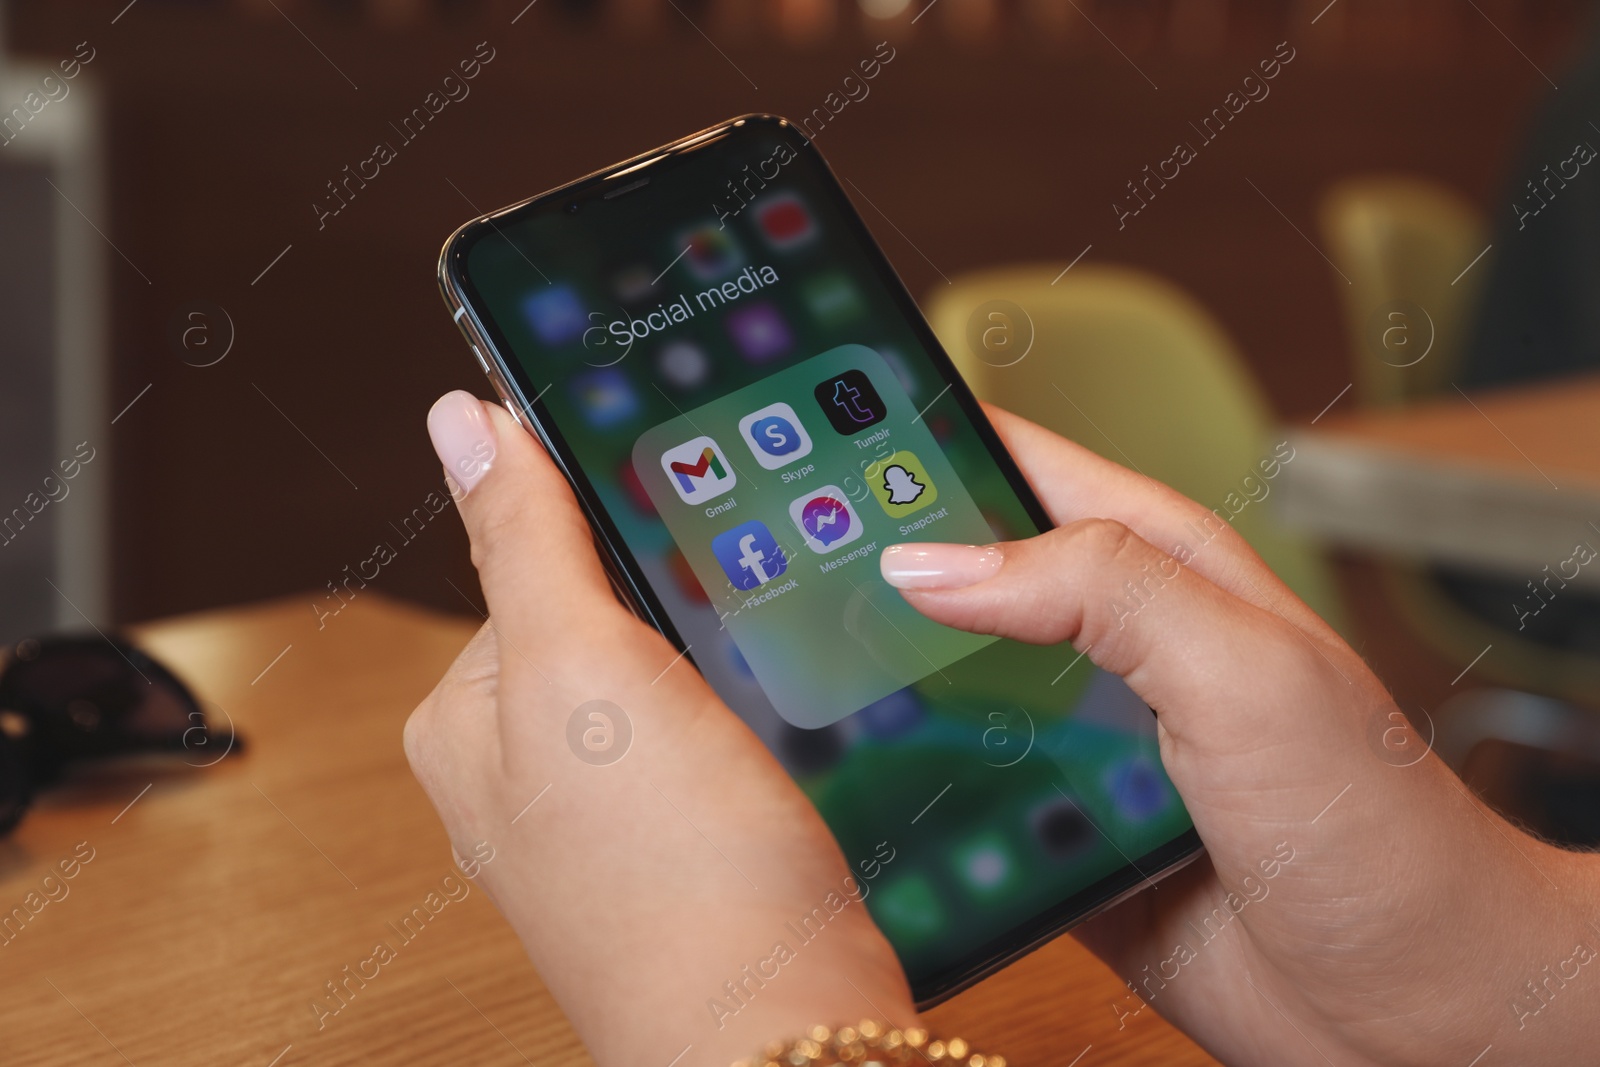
[813,369,887,435]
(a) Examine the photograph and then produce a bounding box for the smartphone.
[438,115,1202,1005]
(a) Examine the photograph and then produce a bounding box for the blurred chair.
[1382,560,1600,706]
[1317,175,1600,708]
[924,262,1346,635]
[1318,176,1486,408]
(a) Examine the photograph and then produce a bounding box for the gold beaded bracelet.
[735,1020,1006,1067]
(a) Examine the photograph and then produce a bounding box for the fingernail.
[880,543,1004,590]
[428,390,497,495]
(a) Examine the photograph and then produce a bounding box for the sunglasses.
[0,634,244,835]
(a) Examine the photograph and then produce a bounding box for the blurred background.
[4,0,1600,842]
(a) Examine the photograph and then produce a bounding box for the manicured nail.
[880,543,1004,590]
[428,390,496,495]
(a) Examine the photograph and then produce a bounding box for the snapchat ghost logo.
[868,450,938,518]
[883,464,925,505]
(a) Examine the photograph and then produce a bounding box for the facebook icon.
[710,520,789,591]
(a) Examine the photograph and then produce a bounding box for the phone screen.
[447,117,1196,998]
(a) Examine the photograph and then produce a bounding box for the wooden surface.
[0,593,1219,1067]
[1279,374,1600,585]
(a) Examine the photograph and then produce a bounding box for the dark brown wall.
[8,0,1582,624]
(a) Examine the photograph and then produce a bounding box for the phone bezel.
[436,113,1204,1007]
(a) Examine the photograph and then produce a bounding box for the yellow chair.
[1318,176,1487,408]
[925,263,1346,635]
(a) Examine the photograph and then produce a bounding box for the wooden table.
[1278,374,1600,586]
[0,593,1218,1067]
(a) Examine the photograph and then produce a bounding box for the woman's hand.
[880,405,1600,1067]
[404,392,915,1067]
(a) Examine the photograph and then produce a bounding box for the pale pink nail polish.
[427,390,497,495]
[880,543,1004,590]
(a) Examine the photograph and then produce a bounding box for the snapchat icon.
[868,450,938,518]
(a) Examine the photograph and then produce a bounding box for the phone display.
[634,344,1001,728]
[441,116,1200,1002]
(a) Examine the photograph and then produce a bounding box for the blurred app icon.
[711,520,788,591]
[1029,795,1095,860]
[665,546,709,604]
[802,273,866,327]
[678,225,742,281]
[660,435,737,504]
[789,486,864,554]
[570,368,639,429]
[867,450,938,519]
[814,369,887,434]
[1107,757,1172,822]
[612,263,655,304]
[717,630,755,678]
[726,301,794,363]
[616,459,656,515]
[521,284,588,346]
[952,832,1020,898]
[656,340,710,390]
[775,720,846,776]
[755,192,816,250]
[858,688,924,741]
[738,401,813,469]
[871,874,945,945]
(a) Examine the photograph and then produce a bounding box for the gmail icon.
[659,435,738,505]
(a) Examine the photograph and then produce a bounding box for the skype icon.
[738,401,814,470]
